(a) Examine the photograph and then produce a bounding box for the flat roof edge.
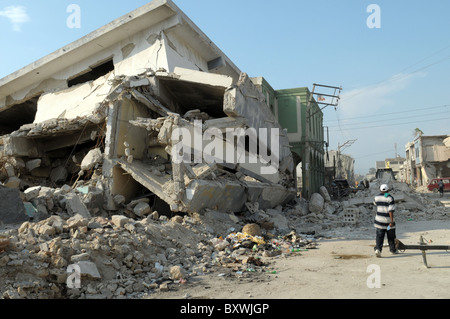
[0,0,172,89]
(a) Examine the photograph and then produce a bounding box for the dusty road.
[151,219,450,299]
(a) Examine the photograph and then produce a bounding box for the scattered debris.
[0,175,448,299]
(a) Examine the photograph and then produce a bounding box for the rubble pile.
[0,176,448,299]
[0,194,319,299]
[0,211,217,299]
[286,181,449,237]
[339,181,449,224]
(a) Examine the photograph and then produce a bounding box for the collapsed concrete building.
[0,0,296,219]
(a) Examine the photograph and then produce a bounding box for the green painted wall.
[254,78,326,196]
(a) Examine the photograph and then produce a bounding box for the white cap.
[380,184,389,192]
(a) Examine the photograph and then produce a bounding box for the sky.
[0,0,449,175]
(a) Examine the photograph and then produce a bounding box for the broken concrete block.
[50,166,68,184]
[76,261,101,279]
[81,148,103,171]
[65,214,89,229]
[0,186,28,225]
[31,198,50,221]
[39,187,54,198]
[245,183,295,210]
[47,216,65,233]
[113,194,125,206]
[265,208,290,234]
[309,193,324,214]
[65,193,91,218]
[111,215,129,228]
[3,136,40,157]
[38,224,56,236]
[213,239,230,251]
[133,202,151,217]
[184,180,246,213]
[60,184,73,194]
[24,186,41,202]
[319,186,331,202]
[82,188,104,213]
[170,215,183,223]
[26,159,42,172]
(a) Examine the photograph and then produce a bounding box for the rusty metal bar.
[395,236,450,268]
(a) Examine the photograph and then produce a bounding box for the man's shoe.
[374,249,381,257]
[390,250,399,255]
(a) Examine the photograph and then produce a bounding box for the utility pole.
[304,83,342,199]
[337,139,357,179]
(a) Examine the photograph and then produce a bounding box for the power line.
[328,115,450,132]
[324,104,450,123]
[341,46,450,102]
[353,149,393,160]
[325,108,450,128]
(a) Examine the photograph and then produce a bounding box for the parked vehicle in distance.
[427,178,450,193]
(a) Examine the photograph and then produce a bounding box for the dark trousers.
[375,228,396,252]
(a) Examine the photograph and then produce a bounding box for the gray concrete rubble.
[0,68,295,222]
[0,177,447,299]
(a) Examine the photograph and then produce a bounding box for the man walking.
[438,179,444,197]
[373,184,398,257]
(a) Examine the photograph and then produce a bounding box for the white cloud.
[0,6,30,32]
[338,72,422,119]
[325,72,424,174]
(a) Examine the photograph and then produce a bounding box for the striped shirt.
[373,192,395,229]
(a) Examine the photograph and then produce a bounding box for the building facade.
[413,135,450,186]
[0,0,297,214]
[251,79,325,198]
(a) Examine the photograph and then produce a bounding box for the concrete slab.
[34,72,114,123]
[245,182,296,210]
[116,159,178,209]
[183,179,246,213]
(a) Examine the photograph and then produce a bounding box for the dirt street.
[152,219,450,299]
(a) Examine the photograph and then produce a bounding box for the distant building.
[412,135,450,186]
[324,150,354,184]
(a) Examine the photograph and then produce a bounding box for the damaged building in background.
[0,0,296,220]
[409,134,450,186]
